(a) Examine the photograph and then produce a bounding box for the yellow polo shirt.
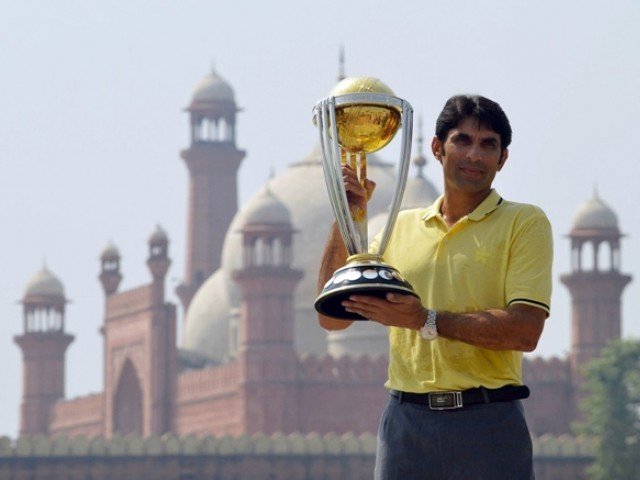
[371,189,553,393]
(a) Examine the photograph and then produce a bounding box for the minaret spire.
[338,45,345,81]
[412,114,427,178]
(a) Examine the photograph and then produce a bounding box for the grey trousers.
[374,394,534,480]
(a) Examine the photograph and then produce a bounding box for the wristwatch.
[419,309,438,340]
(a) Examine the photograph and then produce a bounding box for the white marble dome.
[572,192,618,231]
[182,143,440,361]
[190,68,235,105]
[24,267,65,300]
[244,186,291,225]
[402,169,440,209]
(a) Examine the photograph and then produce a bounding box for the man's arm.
[317,222,354,331]
[342,293,546,352]
[435,304,545,351]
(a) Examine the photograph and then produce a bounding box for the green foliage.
[575,339,640,480]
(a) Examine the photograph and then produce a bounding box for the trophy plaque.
[313,77,418,320]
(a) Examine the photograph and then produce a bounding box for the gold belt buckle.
[428,391,463,410]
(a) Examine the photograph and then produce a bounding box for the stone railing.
[533,433,597,457]
[0,432,595,458]
[0,433,595,480]
[0,432,377,457]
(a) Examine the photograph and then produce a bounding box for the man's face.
[431,117,508,195]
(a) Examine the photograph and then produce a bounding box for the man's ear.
[431,136,443,163]
[497,149,509,171]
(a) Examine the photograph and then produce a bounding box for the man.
[317,95,552,479]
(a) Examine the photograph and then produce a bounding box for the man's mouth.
[459,166,485,177]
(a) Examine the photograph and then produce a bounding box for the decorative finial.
[338,45,345,81]
[593,184,600,199]
[412,114,427,177]
[264,168,276,196]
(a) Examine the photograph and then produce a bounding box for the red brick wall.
[50,394,103,437]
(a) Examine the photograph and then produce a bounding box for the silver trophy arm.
[316,99,359,255]
[377,99,413,255]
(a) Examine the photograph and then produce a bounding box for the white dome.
[183,144,399,359]
[182,269,238,359]
[24,267,65,300]
[191,69,235,104]
[572,193,618,231]
[243,187,291,225]
[402,171,439,209]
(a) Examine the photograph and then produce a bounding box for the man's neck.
[440,187,492,227]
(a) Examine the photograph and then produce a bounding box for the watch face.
[420,324,437,340]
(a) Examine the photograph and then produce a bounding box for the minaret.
[144,224,176,434]
[148,225,171,298]
[176,68,246,313]
[561,192,632,386]
[14,266,74,435]
[232,187,303,434]
[99,242,122,295]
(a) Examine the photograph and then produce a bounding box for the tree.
[575,339,640,480]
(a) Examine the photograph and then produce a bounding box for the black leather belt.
[390,385,530,410]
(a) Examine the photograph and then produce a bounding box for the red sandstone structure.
[11,68,633,479]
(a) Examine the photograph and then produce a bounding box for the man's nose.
[465,143,484,162]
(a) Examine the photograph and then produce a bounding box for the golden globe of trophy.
[313,77,418,320]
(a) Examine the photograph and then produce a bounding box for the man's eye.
[454,136,471,145]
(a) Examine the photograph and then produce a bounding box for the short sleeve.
[505,210,553,315]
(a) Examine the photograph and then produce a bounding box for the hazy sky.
[1,1,639,437]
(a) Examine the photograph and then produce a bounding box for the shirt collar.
[422,189,503,223]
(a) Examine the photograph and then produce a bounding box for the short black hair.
[435,95,512,150]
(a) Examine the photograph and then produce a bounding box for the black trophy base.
[314,260,418,320]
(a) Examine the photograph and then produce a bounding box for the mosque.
[9,66,632,477]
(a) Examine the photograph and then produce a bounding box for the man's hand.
[341,292,425,330]
[342,164,375,213]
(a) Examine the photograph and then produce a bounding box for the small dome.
[24,267,65,300]
[149,225,169,245]
[243,187,291,226]
[572,193,618,231]
[100,241,120,261]
[191,68,235,105]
